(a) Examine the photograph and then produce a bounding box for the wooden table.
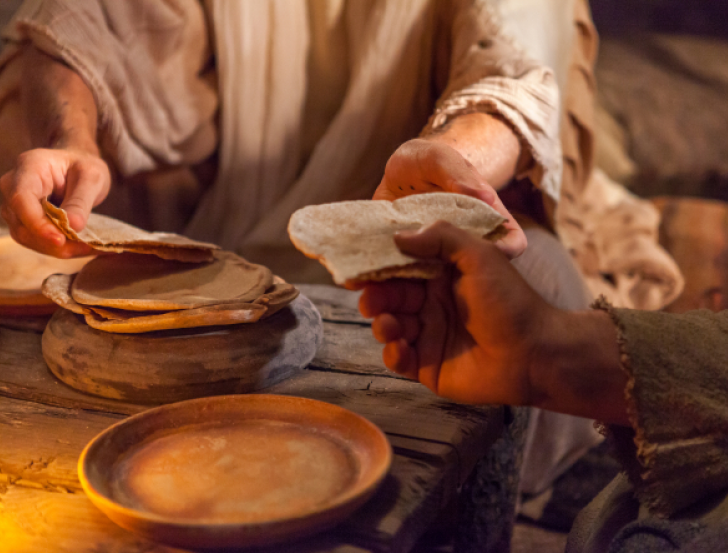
[0,284,504,553]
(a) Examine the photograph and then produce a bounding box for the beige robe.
[1,0,561,282]
[0,0,683,311]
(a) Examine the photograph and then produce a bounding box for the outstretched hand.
[359,221,554,406]
[0,148,109,257]
[373,139,527,259]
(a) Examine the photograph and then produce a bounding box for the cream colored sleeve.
[424,0,562,204]
[0,0,218,176]
[596,300,728,517]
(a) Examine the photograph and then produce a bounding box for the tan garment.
[553,0,683,310]
[0,0,560,281]
[567,302,728,552]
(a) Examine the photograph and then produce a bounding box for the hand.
[0,148,110,257]
[374,139,526,259]
[359,221,555,406]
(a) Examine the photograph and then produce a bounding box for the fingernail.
[48,232,64,245]
[396,227,427,239]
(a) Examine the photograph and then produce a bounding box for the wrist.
[528,308,629,425]
[52,134,100,158]
[423,112,521,190]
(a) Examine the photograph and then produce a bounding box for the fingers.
[359,280,426,318]
[372,313,420,344]
[394,221,490,265]
[61,161,110,231]
[382,339,419,380]
[1,182,67,250]
[485,193,528,259]
[0,149,110,256]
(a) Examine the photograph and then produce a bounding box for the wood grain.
[0,285,504,553]
[0,397,123,492]
[0,485,382,553]
[0,393,495,553]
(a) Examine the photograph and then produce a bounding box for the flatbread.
[41,273,90,316]
[82,303,269,333]
[71,251,274,311]
[288,193,507,284]
[43,199,218,262]
[42,273,300,334]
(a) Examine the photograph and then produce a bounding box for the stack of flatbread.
[41,201,298,333]
[288,193,507,285]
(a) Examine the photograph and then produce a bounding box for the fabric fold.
[595,299,728,517]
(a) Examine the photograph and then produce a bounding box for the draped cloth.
[0,0,561,281]
[0,0,686,504]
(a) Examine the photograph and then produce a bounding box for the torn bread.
[288,193,507,284]
[42,274,299,334]
[43,199,218,262]
[71,251,274,311]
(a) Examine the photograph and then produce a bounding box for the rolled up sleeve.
[1,0,218,176]
[424,0,562,204]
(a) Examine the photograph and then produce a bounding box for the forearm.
[530,308,630,426]
[423,112,521,191]
[20,45,99,156]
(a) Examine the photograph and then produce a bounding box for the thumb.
[394,221,493,267]
[60,163,107,231]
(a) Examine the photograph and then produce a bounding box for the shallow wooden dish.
[79,394,392,549]
[0,235,91,316]
[42,295,323,404]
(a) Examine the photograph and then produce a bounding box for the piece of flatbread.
[43,199,218,262]
[288,193,508,285]
[42,274,299,333]
[71,251,274,311]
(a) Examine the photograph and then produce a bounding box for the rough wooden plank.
[0,485,187,553]
[0,315,402,413]
[268,370,503,476]
[298,284,369,324]
[311,321,406,380]
[334,455,451,553]
[0,327,502,478]
[0,397,124,492]
[0,402,465,553]
[0,486,377,553]
[0,373,502,494]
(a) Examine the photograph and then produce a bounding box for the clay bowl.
[0,235,92,316]
[79,394,392,549]
[42,295,323,404]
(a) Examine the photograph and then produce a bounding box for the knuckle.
[16,149,42,166]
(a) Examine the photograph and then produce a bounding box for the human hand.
[359,221,556,406]
[0,148,110,257]
[374,139,526,259]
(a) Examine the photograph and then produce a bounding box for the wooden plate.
[79,394,392,549]
[0,235,92,316]
[42,295,323,404]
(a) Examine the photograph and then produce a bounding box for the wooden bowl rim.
[78,394,392,536]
